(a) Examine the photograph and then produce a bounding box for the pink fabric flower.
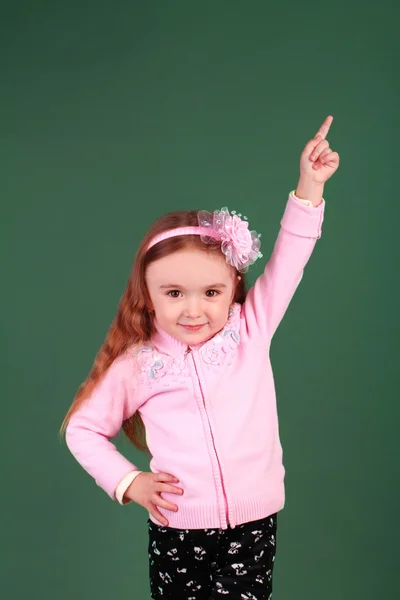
[221,215,253,254]
[198,207,262,272]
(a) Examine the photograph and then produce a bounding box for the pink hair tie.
[146,208,262,272]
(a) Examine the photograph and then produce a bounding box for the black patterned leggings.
[148,514,277,599]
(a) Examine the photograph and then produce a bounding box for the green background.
[1,1,398,598]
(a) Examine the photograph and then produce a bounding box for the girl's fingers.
[303,116,333,158]
[153,495,179,512]
[312,148,332,166]
[315,115,333,140]
[309,139,329,161]
[154,473,179,483]
[149,503,169,526]
[304,136,321,155]
[313,150,338,169]
[157,483,184,495]
[320,150,338,164]
[304,135,328,158]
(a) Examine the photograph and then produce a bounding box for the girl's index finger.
[315,115,334,139]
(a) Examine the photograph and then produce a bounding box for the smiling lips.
[180,324,206,331]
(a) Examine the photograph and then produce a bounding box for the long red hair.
[59,210,247,451]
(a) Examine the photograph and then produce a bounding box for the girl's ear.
[231,274,242,304]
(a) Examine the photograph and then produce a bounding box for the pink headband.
[146,207,263,272]
[147,226,213,250]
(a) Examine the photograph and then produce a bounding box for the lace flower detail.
[201,345,221,366]
[197,207,262,272]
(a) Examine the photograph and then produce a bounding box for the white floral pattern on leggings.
[148,514,277,599]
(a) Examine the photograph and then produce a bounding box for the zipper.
[188,349,232,529]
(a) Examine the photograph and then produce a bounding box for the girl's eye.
[167,290,219,298]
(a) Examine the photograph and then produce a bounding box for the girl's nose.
[184,299,202,319]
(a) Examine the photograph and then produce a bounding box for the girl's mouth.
[180,324,206,332]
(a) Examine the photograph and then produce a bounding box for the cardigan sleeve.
[65,353,143,500]
[242,190,325,341]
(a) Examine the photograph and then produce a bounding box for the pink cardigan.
[66,191,325,530]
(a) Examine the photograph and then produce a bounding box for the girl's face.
[146,247,238,345]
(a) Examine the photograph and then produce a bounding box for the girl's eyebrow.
[159,283,227,289]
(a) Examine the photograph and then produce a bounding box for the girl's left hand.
[299,115,340,185]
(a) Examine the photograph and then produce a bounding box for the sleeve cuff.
[281,191,325,239]
[115,470,143,505]
[290,189,313,207]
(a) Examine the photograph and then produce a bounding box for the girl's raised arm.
[242,116,339,341]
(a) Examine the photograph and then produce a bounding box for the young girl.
[61,115,339,600]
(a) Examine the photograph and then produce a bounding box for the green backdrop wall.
[1,1,398,599]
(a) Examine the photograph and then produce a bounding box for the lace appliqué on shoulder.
[133,345,189,389]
